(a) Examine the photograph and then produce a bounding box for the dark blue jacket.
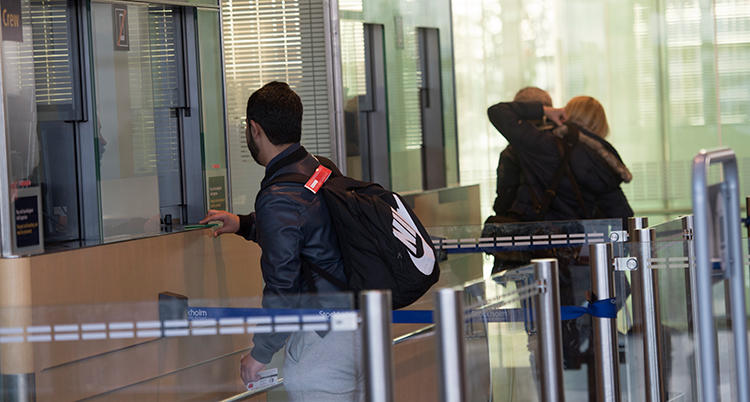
[488,101,634,222]
[237,145,346,364]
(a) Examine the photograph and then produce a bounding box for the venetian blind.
[148,5,181,175]
[31,0,74,118]
[222,0,332,161]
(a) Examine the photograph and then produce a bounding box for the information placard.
[1,0,22,42]
[11,186,44,255]
[208,175,226,211]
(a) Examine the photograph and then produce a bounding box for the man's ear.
[249,120,261,139]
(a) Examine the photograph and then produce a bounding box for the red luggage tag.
[305,165,332,194]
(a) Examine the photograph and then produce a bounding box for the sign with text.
[1,0,22,42]
[113,5,129,51]
[12,186,44,255]
[208,176,226,211]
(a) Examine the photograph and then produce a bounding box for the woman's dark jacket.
[488,101,634,222]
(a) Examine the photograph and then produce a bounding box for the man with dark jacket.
[201,81,363,401]
[492,87,554,218]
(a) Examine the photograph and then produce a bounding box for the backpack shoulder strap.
[259,172,310,193]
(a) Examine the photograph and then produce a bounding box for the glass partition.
[419,219,624,401]
[613,239,730,402]
[197,9,228,215]
[426,218,623,278]
[452,0,750,224]
[0,292,360,400]
[461,265,543,401]
[90,2,187,241]
[339,0,458,193]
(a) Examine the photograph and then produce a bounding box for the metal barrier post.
[360,290,394,402]
[532,258,565,402]
[682,214,702,401]
[434,288,467,402]
[631,227,666,402]
[692,148,750,402]
[628,217,648,241]
[590,243,621,402]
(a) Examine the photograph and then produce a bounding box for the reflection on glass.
[340,20,366,179]
[3,0,38,185]
[91,2,171,240]
[461,266,542,401]
[197,9,228,210]
[0,294,358,400]
[614,240,707,402]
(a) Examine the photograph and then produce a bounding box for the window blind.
[222,0,333,160]
[31,0,74,118]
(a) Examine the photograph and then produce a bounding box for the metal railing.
[692,148,750,402]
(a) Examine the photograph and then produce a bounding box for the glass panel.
[614,239,706,402]
[196,9,227,213]
[339,0,458,193]
[462,265,542,401]
[30,0,82,244]
[148,5,184,222]
[451,0,750,223]
[0,292,359,400]
[90,2,171,241]
[422,219,623,401]
[426,218,623,279]
[32,0,81,121]
[4,0,38,187]
[422,219,624,400]
[221,0,334,214]
[341,19,367,179]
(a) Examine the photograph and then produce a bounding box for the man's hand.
[240,354,266,385]
[200,210,240,237]
[543,107,567,126]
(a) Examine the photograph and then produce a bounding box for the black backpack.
[261,156,440,309]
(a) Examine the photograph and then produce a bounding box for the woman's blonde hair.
[565,96,609,138]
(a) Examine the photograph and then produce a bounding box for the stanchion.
[631,227,666,402]
[532,258,565,402]
[692,148,749,402]
[360,290,394,402]
[589,243,620,402]
[434,288,467,402]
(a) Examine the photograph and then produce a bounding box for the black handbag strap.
[534,123,581,221]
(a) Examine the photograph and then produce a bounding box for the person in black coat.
[492,87,554,219]
[488,96,633,223]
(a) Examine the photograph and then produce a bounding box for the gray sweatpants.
[283,329,364,402]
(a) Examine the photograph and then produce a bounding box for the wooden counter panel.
[0,229,264,401]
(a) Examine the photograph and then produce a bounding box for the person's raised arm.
[487,102,561,146]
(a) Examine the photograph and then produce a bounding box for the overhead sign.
[2,0,22,42]
[113,5,129,51]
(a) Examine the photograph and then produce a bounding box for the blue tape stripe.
[188,301,617,325]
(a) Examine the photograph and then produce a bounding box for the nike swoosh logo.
[391,196,435,275]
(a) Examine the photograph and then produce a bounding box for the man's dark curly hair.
[246,81,303,145]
